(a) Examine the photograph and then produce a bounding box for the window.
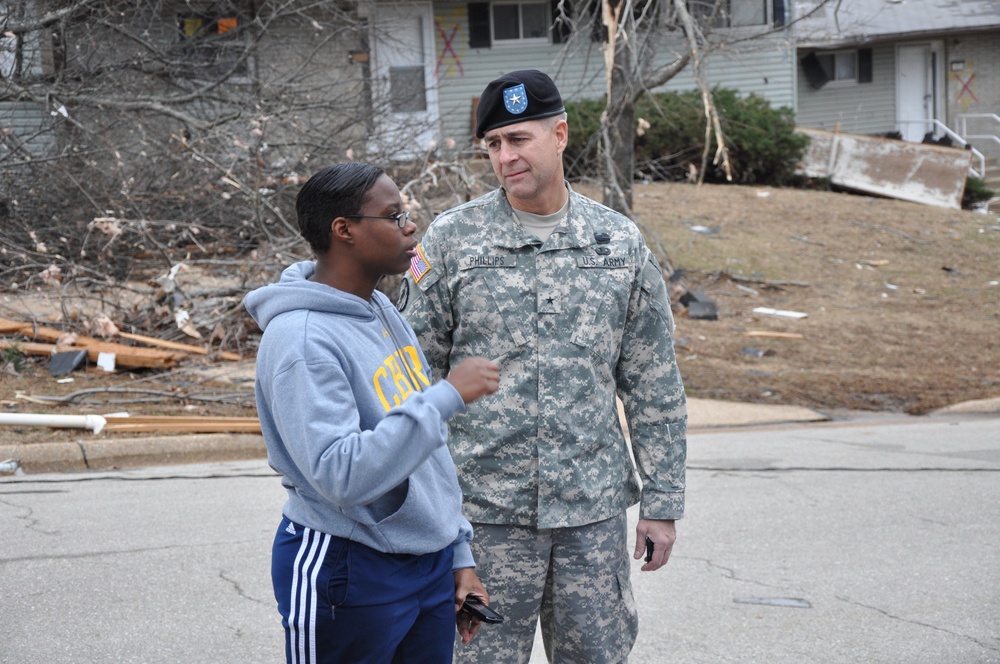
[820,52,856,81]
[801,49,873,89]
[177,12,251,81]
[0,22,59,80]
[588,0,660,42]
[468,1,569,48]
[492,2,550,42]
[390,66,427,113]
[686,0,785,28]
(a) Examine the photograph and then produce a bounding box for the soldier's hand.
[634,518,676,571]
[446,357,500,404]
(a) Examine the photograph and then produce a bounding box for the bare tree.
[0,0,483,348]
[564,0,834,216]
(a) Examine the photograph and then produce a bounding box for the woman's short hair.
[296,162,385,254]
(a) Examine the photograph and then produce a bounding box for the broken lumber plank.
[0,317,73,342]
[0,339,180,369]
[743,331,806,339]
[102,415,261,434]
[0,320,31,333]
[117,331,242,361]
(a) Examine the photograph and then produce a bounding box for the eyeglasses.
[342,210,411,228]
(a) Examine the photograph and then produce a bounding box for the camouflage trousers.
[455,513,638,664]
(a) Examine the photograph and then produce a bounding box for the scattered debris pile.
[0,315,260,437]
[0,317,239,371]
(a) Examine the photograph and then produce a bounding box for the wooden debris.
[726,274,810,288]
[752,307,809,319]
[117,331,242,361]
[102,415,261,434]
[0,317,225,369]
[743,331,806,339]
[0,340,180,369]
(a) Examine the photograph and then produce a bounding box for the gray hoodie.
[245,261,474,569]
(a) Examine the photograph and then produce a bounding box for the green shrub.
[962,176,994,210]
[564,88,810,187]
[564,97,608,179]
[1,345,26,373]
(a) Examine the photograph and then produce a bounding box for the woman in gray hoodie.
[245,163,499,663]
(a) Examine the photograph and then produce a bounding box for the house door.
[897,44,935,142]
[369,3,439,157]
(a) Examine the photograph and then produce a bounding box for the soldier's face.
[483,117,567,214]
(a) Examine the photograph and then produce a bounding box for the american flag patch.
[409,244,432,283]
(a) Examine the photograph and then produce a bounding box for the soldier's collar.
[492,185,595,250]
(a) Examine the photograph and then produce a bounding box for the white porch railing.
[957,113,1000,177]
[957,112,1000,147]
[897,119,986,178]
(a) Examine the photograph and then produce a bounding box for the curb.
[3,400,832,475]
[686,397,827,428]
[1,433,266,474]
[929,396,1000,416]
[4,396,995,475]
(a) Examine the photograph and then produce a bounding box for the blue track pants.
[272,516,456,664]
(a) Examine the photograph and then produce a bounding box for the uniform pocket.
[570,266,633,366]
[615,559,639,654]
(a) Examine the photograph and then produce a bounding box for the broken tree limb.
[19,386,249,406]
[117,331,242,361]
[724,274,810,288]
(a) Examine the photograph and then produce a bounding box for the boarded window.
[390,66,427,113]
[177,13,250,81]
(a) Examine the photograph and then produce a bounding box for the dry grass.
[620,181,1000,414]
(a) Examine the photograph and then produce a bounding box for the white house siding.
[254,9,370,160]
[795,44,896,135]
[945,32,1000,160]
[0,101,56,157]
[430,1,796,148]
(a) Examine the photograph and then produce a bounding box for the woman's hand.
[453,567,490,644]
[446,357,499,404]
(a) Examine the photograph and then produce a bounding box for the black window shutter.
[469,3,491,48]
[772,0,785,27]
[858,48,873,83]
[801,52,830,89]
[552,0,573,44]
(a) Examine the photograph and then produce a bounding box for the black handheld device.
[462,595,504,624]
[645,537,654,563]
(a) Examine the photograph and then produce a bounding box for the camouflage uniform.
[400,185,686,662]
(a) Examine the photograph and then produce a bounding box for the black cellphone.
[645,537,654,563]
[462,594,504,624]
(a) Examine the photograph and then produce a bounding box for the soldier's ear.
[553,118,568,154]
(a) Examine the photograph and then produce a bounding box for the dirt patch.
[621,182,1000,415]
[2,181,999,449]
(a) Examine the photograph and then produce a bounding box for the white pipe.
[0,413,107,435]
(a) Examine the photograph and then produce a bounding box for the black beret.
[475,70,565,139]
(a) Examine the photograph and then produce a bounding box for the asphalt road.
[2,415,998,663]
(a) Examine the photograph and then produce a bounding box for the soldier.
[399,70,687,663]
